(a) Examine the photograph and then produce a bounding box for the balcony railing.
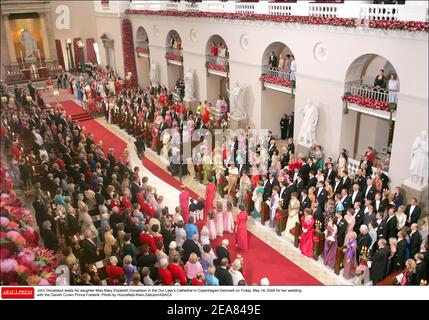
[136,41,150,56]
[206,54,229,73]
[261,65,291,82]
[128,1,428,22]
[165,46,183,63]
[348,83,390,103]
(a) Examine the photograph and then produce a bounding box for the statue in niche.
[409,131,428,187]
[184,67,195,101]
[227,80,247,120]
[298,99,319,147]
[149,61,159,86]
[20,27,38,59]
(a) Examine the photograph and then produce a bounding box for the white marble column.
[39,13,51,60]
[3,14,17,63]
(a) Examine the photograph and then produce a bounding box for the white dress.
[126,137,144,174]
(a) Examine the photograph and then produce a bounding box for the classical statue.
[227,80,247,120]
[298,99,319,146]
[149,61,159,86]
[409,131,428,187]
[184,67,195,101]
[20,28,38,59]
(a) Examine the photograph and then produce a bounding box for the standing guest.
[215,257,233,286]
[300,208,315,258]
[41,220,59,251]
[335,210,348,248]
[184,253,204,283]
[123,233,139,266]
[168,255,187,285]
[395,205,407,231]
[175,220,187,250]
[179,185,190,224]
[280,114,289,140]
[399,259,416,286]
[284,192,300,242]
[223,201,235,233]
[103,224,117,258]
[215,201,224,237]
[235,205,249,252]
[229,259,245,286]
[357,225,373,263]
[129,273,143,286]
[269,186,280,228]
[206,211,217,241]
[374,69,387,90]
[158,257,173,285]
[393,229,407,272]
[204,179,216,217]
[122,255,138,284]
[105,256,125,285]
[205,265,219,286]
[369,239,390,285]
[323,217,337,269]
[386,208,398,240]
[405,198,421,226]
[386,238,398,277]
[409,223,422,259]
[387,73,400,104]
[343,231,358,280]
[185,216,199,240]
[215,239,230,265]
[414,253,427,285]
[391,186,404,211]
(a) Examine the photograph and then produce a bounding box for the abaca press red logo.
[1,287,35,299]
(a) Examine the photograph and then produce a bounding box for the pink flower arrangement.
[125,10,429,33]
[0,163,58,285]
[165,52,183,62]
[260,75,292,88]
[341,94,390,112]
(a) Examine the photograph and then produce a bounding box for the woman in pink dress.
[206,210,217,241]
[215,201,224,237]
[179,185,190,224]
[204,180,216,218]
[223,201,235,234]
[299,208,315,258]
[235,205,248,252]
[150,124,159,151]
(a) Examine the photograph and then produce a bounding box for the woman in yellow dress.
[284,192,300,242]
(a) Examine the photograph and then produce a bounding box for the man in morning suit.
[369,239,390,285]
[405,198,421,226]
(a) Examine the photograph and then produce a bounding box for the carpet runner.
[61,100,323,285]
[62,99,94,123]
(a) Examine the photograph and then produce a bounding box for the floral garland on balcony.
[125,10,429,33]
[206,62,227,73]
[341,94,390,112]
[121,19,138,86]
[165,52,183,62]
[260,74,293,88]
[0,164,58,285]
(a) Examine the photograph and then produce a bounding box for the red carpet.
[62,100,93,123]
[62,100,323,285]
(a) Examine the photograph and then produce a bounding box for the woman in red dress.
[299,208,315,258]
[235,205,249,252]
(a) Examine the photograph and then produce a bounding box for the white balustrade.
[268,3,293,16]
[124,1,428,22]
[236,3,256,15]
[309,3,339,18]
[348,83,390,103]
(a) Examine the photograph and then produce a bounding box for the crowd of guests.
[0,79,256,287]
[1,59,427,286]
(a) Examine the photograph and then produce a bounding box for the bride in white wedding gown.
[126,136,145,174]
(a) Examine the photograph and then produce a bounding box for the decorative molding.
[240,34,249,50]
[190,28,197,42]
[313,42,328,62]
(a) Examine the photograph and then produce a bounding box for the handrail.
[261,65,291,81]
